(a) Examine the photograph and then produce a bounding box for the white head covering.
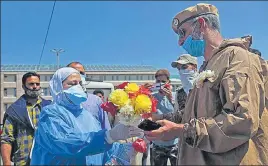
[49,67,80,103]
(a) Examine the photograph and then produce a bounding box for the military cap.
[172,3,219,33]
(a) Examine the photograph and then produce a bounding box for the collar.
[26,96,42,106]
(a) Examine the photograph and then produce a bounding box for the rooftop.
[1,64,157,72]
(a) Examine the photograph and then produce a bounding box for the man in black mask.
[1,72,51,166]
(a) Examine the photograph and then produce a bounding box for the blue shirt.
[152,92,178,147]
[82,93,111,130]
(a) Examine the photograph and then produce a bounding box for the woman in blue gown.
[30,67,141,165]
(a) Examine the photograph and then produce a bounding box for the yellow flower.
[125,83,140,93]
[134,94,152,114]
[109,89,129,108]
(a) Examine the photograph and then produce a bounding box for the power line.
[37,0,56,71]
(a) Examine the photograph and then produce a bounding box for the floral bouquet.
[101,82,157,154]
[101,82,157,127]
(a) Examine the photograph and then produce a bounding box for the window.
[4,103,12,113]
[42,88,51,96]
[129,75,136,80]
[4,88,17,97]
[87,75,101,81]
[86,74,92,79]
[92,75,101,80]
[40,74,53,82]
[4,74,16,82]
[105,75,113,81]
[118,75,125,80]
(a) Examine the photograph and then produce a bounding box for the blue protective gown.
[30,103,112,165]
[104,142,135,165]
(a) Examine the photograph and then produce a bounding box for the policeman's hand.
[107,124,143,142]
[144,120,183,141]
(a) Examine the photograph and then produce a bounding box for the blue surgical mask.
[182,35,205,57]
[63,84,87,106]
[179,69,197,95]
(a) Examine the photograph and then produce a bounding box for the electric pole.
[51,48,65,69]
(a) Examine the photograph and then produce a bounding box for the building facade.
[0,64,182,122]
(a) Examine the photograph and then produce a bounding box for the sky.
[1,1,268,74]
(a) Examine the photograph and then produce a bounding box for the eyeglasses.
[177,64,191,70]
[28,83,40,86]
[177,28,186,39]
[177,20,198,39]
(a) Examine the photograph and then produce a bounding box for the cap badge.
[173,18,179,26]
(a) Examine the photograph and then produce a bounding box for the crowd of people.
[1,3,268,166]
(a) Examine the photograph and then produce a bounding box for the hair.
[93,89,104,96]
[66,62,85,70]
[248,48,261,57]
[155,69,170,80]
[22,72,40,85]
[189,14,221,33]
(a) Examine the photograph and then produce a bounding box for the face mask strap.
[190,21,204,40]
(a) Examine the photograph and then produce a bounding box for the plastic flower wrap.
[109,89,129,109]
[118,104,141,126]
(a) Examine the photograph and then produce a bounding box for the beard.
[23,86,41,98]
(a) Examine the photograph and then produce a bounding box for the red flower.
[138,85,151,96]
[151,97,158,113]
[101,102,118,116]
[116,82,129,89]
[132,138,147,153]
[128,92,137,99]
